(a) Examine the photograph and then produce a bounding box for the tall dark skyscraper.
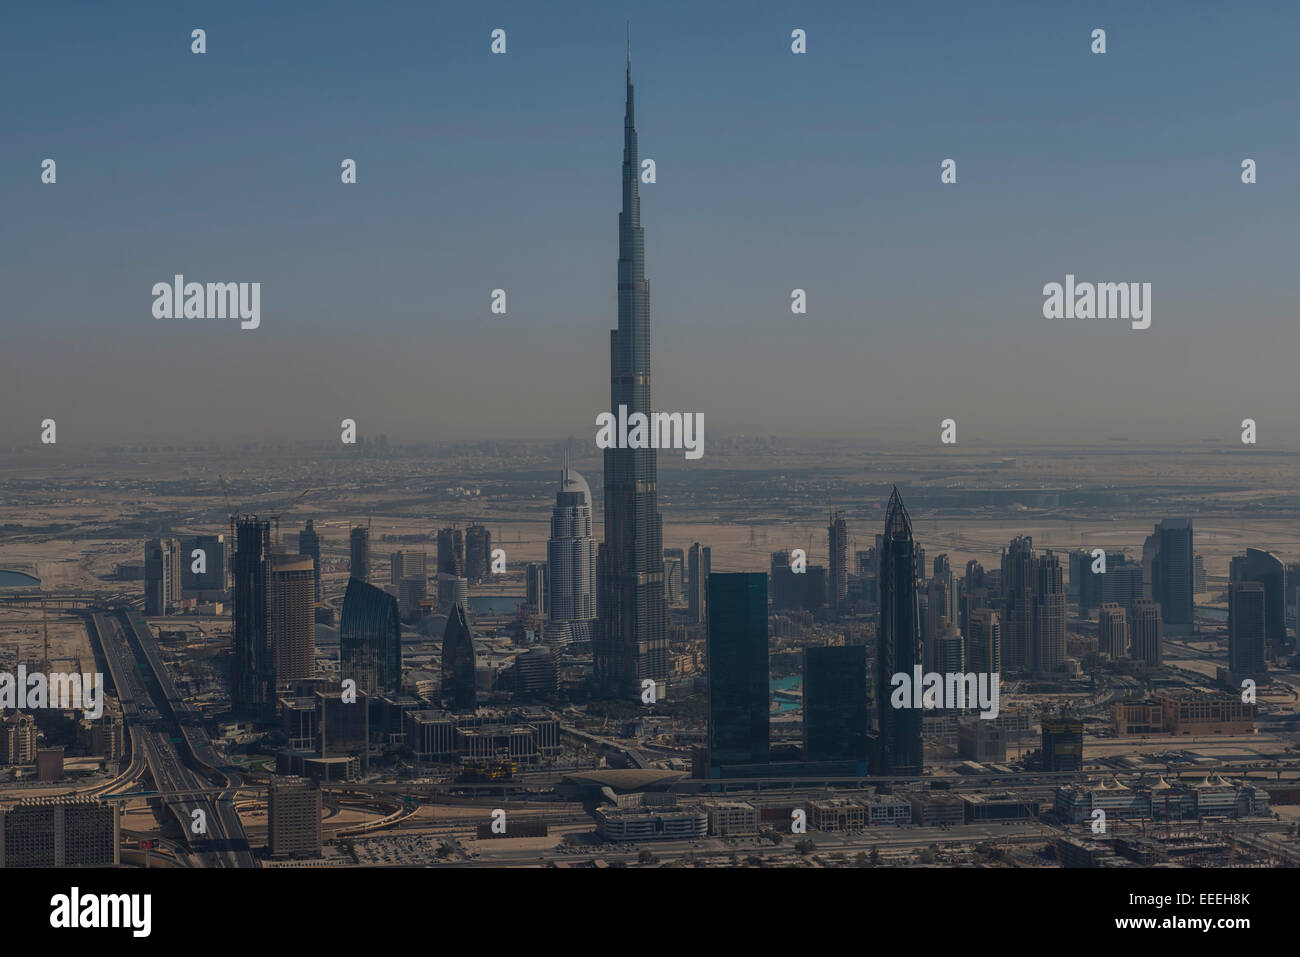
[803,645,868,769]
[440,602,477,713]
[828,510,848,611]
[594,50,667,697]
[465,524,492,582]
[1001,536,1035,671]
[706,573,769,773]
[436,527,465,577]
[349,526,369,583]
[340,577,402,696]
[1033,552,1066,673]
[687,542,711,625]
[232,518,272,718]
[1156,518,1194,635]
[1228,581,1267,679]
[877,487,923,776]
[144,537,180,616]
[299,520,322,602]
[1230,548,1285,658]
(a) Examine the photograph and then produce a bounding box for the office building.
[706,573,769,773]
[515,648,559,699]
[1101,561,1144,613]
[525,562,548,616]
[1001,536,1035,671]
[144,537,181,616]
[340,577,402,696]
[663,549,684,605]
[967,607,1001,675]
[1131,599,1163,667]
[441,602,477,713]
[687,542,711,626]
[1034,552,1066,673]
[349,526,369,583]
[267,776,322,859]
[828,509,848,611]
[232,518,273,718]
[298,521,321,602]
[1228,581,1267,680]
[1041,717,1084,772]
[803,645,868,769]
[389,550,428,589]
[437,527,465,577]
[181,533,227,601]
[0,713,36,765]
[271,554,316,687]
[877,487,923,775]
[465,525,492,582]
[1098,602,1128,658]
[1230,548,1285,658]
[547,457,597,640]
[0,796,119,867]
[1156,519,1194,635]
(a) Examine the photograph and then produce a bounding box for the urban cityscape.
[1,0,1289,937]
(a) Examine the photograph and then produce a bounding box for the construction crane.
[267,488,312,551]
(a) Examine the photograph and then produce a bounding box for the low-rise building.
[595,805,708,842]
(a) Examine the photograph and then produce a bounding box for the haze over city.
[4,1,1300,445]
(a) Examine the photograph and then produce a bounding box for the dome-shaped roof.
[561,467,591,502]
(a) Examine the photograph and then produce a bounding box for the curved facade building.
[877,487,922,776]
[440,603,477,713]
[547,457,597,642]
[340,577,402,696]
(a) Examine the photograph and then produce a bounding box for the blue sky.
[3,1,1298,447]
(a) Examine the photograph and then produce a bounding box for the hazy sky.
[4,1,1299,448]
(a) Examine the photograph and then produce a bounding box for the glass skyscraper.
[546,454,597,644]
[594,50,667,697]
[232,518,272,718]
[440,602,476,713]
[340,577,402,696]
[877,487,923,776]
[803,645,868,770]
[706,573,769,773]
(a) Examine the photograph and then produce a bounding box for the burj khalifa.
[594,41,668,697]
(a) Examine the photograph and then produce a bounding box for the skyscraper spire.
[596,43,666,696]
[626,21,631,81]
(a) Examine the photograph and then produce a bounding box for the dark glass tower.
[232,517,272,718]
[706,573,769,772]
[1230,548,1284,657]
[595,47,667,697]
[1156,518,1194,635]
[803,645,868,769]
[877,487,923,776]
[440,602,476,713]
[299,519,322,602]
[350,526,369,583]
[340,577,402,696]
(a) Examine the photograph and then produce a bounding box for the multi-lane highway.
[87,607,254,867]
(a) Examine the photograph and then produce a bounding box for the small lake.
[0,570,40,588]
[469,595,525,615]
